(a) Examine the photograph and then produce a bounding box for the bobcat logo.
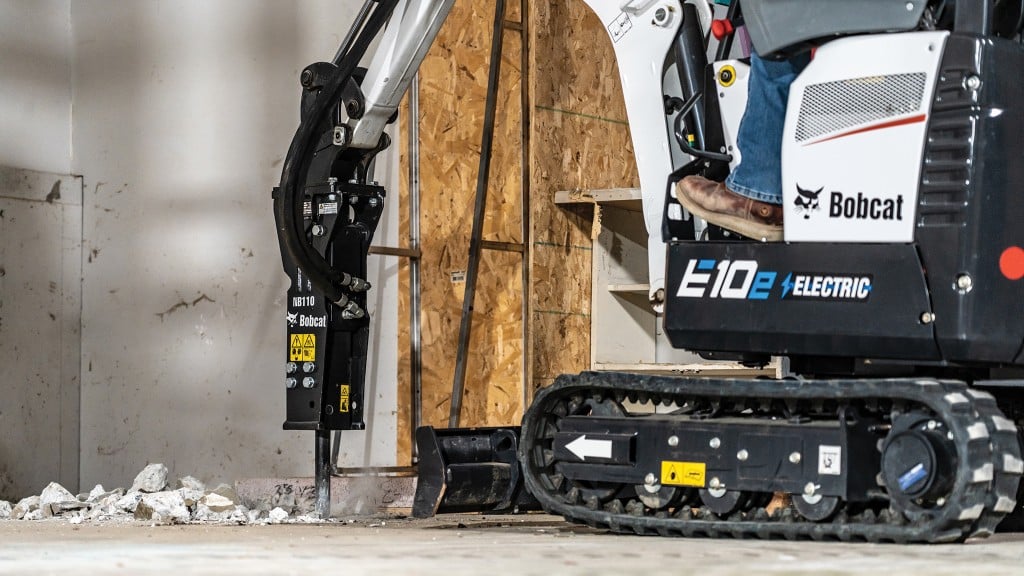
[794,185,824,219]
[286,312,298,327]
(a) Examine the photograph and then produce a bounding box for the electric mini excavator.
[275,0,1024,542]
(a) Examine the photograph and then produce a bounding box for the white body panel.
[583,0,711,303]
[712,60,749,173]
[351,0,455,149]
[781,32,949,242]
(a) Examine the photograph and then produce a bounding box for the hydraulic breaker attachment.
[412,426,538,518]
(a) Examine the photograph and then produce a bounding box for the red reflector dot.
[999,246,1024,280]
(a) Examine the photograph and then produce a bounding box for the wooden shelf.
[554,188,642,211]
[607,283,649,294]
[593,362,779,378]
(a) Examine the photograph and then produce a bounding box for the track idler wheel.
[698,487,750,516]
[792,493,841,522]
[881,412,958,518]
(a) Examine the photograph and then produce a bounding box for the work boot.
[675,175,783,241]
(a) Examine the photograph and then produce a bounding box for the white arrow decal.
[565,435,613,460]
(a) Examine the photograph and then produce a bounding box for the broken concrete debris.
[134,491,190,524]
[130,463,169,493]
[268,507,289,524]
[40,482,87,517]
[0,464,323,525]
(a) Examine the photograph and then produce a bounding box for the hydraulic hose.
[276,0,400,305]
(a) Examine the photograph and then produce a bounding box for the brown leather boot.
[675,175,784,241]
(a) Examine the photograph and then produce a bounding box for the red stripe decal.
[805,113,928,146]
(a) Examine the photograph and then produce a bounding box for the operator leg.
[675,52,809,241]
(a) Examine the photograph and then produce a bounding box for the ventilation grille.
[795,73,927,142]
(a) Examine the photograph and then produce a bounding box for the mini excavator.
[274,0,1024,542]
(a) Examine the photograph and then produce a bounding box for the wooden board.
[397,0,639,463]
[397,1,526,464]
[528,0,639,393]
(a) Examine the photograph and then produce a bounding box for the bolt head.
[668,435,679,447]
[311,225,326,237]
[736,449,749,462]
[804,482,816,496]
[285,362,297,375]
[789,451,802,464]
[644,473,656,486]
[927,420,938,430]
[302,377,315,389]
[709,437,721,449]
[285,378,297,389]
[302,362,316,373]
[965,75,982,91]
[709,477,722,490]
[956,274,973,293]
[920,312,935,324]
[905,1,914,11]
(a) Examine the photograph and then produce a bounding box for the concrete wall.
[0,168,82,501]
[0,0,73,174]
[70,1,399,491]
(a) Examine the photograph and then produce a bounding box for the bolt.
[328,177,338,194]
[927,420,938,430]
[947,430,955,440]
[737,449,749,462]
[285,362,297,375]
[804,482,816,496]
[302,362,316,373]
[302,377,316,389]
[905,1,914,11]
[652,7,672,26]
[709,477,722,490]
[367,197,380,208]
[709,437,721,449]
[300,69,314,87]
[286,378,297,389]
[333,126,348,147]
[644,473,656,486]
[936,497,946,507]
[311,224,326,237]
[956,273,974,293]
[789,451,802,464]
[965,74,982,91]
[920,312,935,324]
[668,435,679,447]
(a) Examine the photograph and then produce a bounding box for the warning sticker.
[661,461,706,487]
[289,333,316,362]
[818,445,842,476]
[339,384,350,413]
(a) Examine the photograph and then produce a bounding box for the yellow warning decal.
[661,460,706,487]
[339,384,350,413]
[289,333,316,362]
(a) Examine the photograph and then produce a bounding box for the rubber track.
[519,372,1023,543]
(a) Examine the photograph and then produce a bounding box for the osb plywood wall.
[398,0,637,462]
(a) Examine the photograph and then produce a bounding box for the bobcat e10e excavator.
[273,0,1024,542]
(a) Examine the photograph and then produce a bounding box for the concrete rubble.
[0,464,325,526]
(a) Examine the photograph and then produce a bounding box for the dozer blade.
[412,426,539,518]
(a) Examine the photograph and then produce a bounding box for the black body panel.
[664,34,1024,368]
[664,242,939,360]
[917,34,1024,365]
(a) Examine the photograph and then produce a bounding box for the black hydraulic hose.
[333,0,376,67]
[276,0,400,305]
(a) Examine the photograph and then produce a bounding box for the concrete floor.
[1,514,1023,576]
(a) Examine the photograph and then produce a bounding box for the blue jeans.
[725,53,810,204]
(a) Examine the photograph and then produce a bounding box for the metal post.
[314,428,332,519]
[519,0,532,411]
[449,0,507,427]
[410,72,424,461]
